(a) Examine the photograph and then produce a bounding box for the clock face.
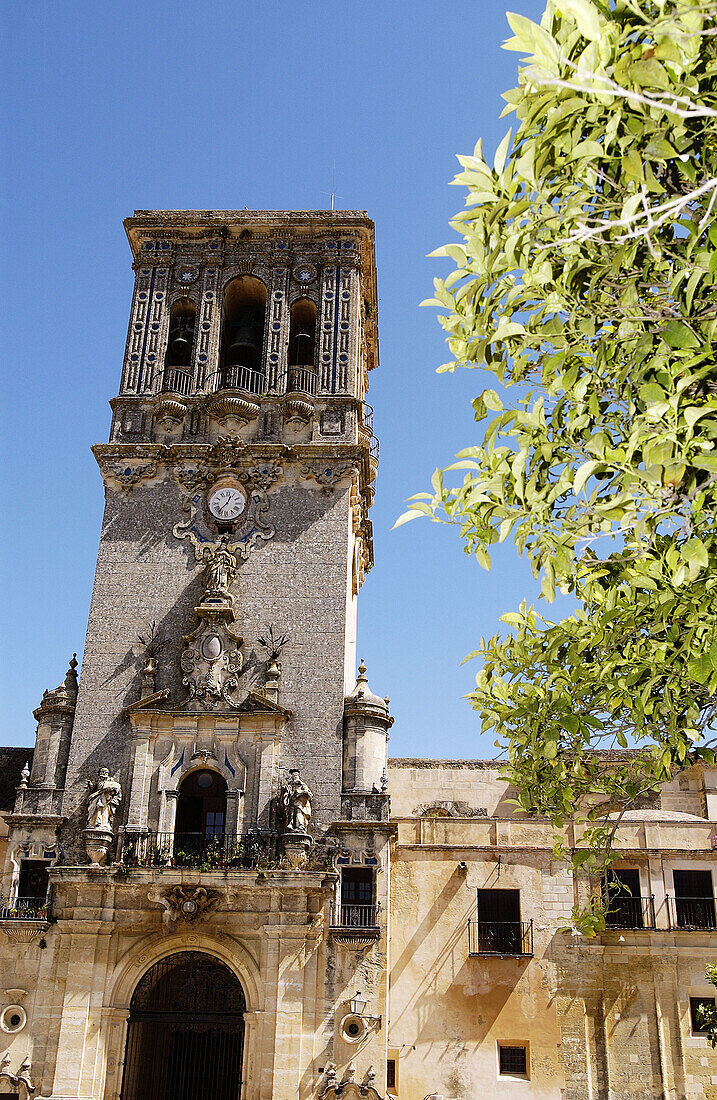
[208,484,247,521]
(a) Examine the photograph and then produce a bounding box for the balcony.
[0,895,51,943]
[217,364,264,393]
[0,895,49,921]
[330,902,381,946]
[667,895,717,930]
[121,831,278,871]
[468,919,534,957]
[161,366,192,396]
[283,366,317,395]
[362,403,374,433]
[604,894,656,930]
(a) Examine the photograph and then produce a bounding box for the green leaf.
[555,0,602,41]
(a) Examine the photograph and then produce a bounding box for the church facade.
[1,210,717,1100]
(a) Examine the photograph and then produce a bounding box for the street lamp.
[347,992,382,1029]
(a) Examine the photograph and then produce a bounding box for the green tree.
[399,0,717,928]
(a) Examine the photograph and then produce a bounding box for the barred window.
[499,1044,528,1076]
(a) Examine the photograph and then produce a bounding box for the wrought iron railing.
[362,403,374,433]
[121,832,278,870]
[331,903,381,929]
[0,895,50,921]
[468,920,534,957]
[283,366,317,395]
[216,365,265,393]
[369,436,379,462]
[667,895,717,930]
[161,367,192,396]
[604,894,656,930]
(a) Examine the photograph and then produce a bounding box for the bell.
[289,327,314,366]
[167,316,194,367]
[225,307,262,367]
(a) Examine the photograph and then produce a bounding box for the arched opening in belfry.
[120,951,246,1100]
[219,276,266,391]
[174,769,228,859]
[163,299,196,394]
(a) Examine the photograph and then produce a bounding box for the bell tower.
[58,210,380,834]
[1,211,393,1100]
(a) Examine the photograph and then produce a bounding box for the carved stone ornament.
[107,462,158,492]
[179,544,246,710]
[149,884,223,931]
[301,463,355,492]
[173,479,275,562]
[173,465,211,494]
[0,1051,35,1098]
[320,1080,382,1099]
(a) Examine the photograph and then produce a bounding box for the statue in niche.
[280,769,313,834]
[202,541,237,600]
[86,768,122,831]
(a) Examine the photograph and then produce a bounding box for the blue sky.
[1,0,550,757]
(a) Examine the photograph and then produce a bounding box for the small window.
[386,1059,396,1088]
[499,1044,528,1077]
[690,996,716,1035]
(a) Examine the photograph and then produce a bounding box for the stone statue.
[86,768,122,831]
[203,542,237,599]
[281,769,313,834]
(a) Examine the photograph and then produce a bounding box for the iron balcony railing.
[604,894,656,930]
[362,403,374,433]
[0,895,50,921]
[468,920,534,957]
[667,895,717,930]
[369,436,379,462]
[216,364,265,393]
[161,367,192,396]
[283,366,317,395]
[331,903,381,930]
[121,831,278,870]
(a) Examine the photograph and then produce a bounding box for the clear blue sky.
[1,0,551,757]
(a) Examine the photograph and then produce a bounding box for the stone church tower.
[0,211,393,1100]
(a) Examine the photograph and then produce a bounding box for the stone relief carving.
[107,462,158,491]
[301,463,355,492]
[0,1052,35,1097]
[86,769,122,831]
[179,544,246,711]
[149,884,223,930]
[414,800,488,818]
[173,486,274,562]
[173,464,211,494]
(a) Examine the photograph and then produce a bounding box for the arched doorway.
[120,952,246,1100]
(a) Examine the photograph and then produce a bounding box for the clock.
[207,484,247,522]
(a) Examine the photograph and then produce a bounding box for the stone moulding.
[0,919,49,943]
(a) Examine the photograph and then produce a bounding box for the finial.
[65,652,79,692]
[384,696,390,706]
[19,762,30,789]
[380,769,388,792]
[358,658,367,678]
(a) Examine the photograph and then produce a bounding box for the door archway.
[120,951,246,1100]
